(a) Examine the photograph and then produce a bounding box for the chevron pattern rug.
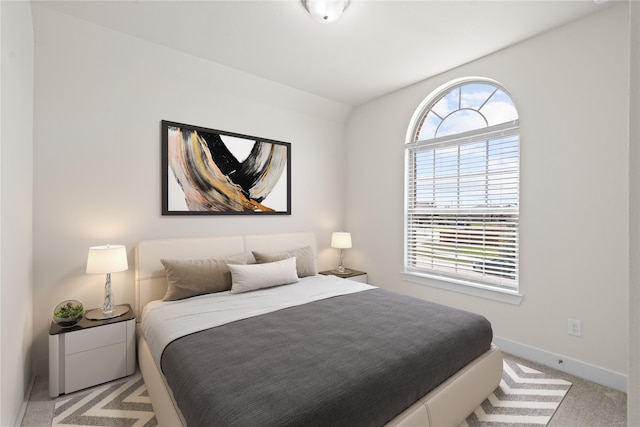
[52,373,157,427]
[461,359,572,426]
[47,359,569,427]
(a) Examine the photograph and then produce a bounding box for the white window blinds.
[406,123,519,289]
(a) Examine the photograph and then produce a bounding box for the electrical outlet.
[568,318,581,336]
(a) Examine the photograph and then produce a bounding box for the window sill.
[401,271,523,305]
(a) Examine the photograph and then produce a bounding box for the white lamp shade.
[331,232,352,249]
[86,245,128,274]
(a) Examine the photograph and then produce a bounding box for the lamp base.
[331,268,352,275]
[85,304,129,321]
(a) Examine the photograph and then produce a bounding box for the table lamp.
[85,244,129,320]
[331,232,352,274]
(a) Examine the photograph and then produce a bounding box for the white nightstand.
[319,269,368,283]
[48,304,136,397]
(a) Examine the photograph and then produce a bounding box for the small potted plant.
[53,300,84,327]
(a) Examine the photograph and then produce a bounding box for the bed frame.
[134,232,503,427]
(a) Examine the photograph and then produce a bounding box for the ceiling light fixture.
[302,0,350,24]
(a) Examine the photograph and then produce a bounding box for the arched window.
[405,78,520,294]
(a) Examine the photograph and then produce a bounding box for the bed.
[135,232,502,427]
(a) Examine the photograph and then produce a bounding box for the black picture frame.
[161,120,291,215]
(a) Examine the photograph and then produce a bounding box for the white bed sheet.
[141,274,375,367]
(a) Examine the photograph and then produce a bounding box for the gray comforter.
[161,288,492,427]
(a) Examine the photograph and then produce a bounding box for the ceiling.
[34,0,612,107]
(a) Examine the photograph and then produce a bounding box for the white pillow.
[228,257,299,294]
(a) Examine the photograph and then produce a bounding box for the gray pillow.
[161,252,249,301]
[252,246,317,278]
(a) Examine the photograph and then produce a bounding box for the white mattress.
[141,274,374,367]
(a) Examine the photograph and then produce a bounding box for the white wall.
[31,6,351,372]
[628,0,640,421]
[346,4,629,387]
[1,1,34,425]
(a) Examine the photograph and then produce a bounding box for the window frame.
[403,78,522,304]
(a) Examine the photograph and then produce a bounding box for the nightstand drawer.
[65,322,126,354]
[346,274,367,283]
[49,305,136,397]
[65,342,127,393]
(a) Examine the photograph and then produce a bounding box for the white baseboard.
[493,336,627,392]
[14,374,36,427]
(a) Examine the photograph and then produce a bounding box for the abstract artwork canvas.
[162,121,291,215]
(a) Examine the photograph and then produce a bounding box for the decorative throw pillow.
[228,257,299,294]
[252,246,317,278]
[161,252,249,301]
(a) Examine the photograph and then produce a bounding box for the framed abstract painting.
[161,120,291,215]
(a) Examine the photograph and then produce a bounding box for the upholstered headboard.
[134,232,317,318]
